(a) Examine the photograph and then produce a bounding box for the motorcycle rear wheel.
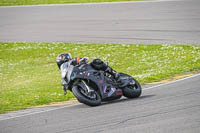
[119,73,142,98]
[72,85,101,106]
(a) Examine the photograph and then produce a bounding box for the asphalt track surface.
[0,74,200,133]
[0,1,200,133]
[0,0,200,44]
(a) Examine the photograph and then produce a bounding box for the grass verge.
[0,0,147,6]
[0,42,200,114]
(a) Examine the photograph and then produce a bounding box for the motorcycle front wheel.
[72,85,101,106]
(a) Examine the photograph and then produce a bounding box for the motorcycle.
[60,58,142,106]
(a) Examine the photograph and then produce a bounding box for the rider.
[56,52,120,82]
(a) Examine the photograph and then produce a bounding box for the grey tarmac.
[0,0,200,44]
[0,74,200,133]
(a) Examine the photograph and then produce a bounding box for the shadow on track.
[101,95,156,106]
[71,95,155,108]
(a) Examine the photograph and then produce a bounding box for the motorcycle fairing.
[69,64,122,100]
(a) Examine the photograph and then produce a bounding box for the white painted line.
[0,103,81,121]
[0,73,199,121]
[0,0,181,8]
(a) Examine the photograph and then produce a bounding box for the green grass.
[0,0,146,6]
[0,42,200,114]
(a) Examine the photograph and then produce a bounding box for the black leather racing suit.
[90,58,119,79]
[71,58,119,79]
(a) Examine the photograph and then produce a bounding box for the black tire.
[119,73,142,98]
[72,85,101,106]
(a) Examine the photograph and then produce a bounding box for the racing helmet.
[56,53,72,69]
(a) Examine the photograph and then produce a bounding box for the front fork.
[82,80,94,93]
[62,79,93,96]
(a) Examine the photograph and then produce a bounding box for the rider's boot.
[105,67,121,82]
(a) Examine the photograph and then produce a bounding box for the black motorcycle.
[60,59,142,106]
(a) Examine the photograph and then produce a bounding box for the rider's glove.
[79,57,89,64]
